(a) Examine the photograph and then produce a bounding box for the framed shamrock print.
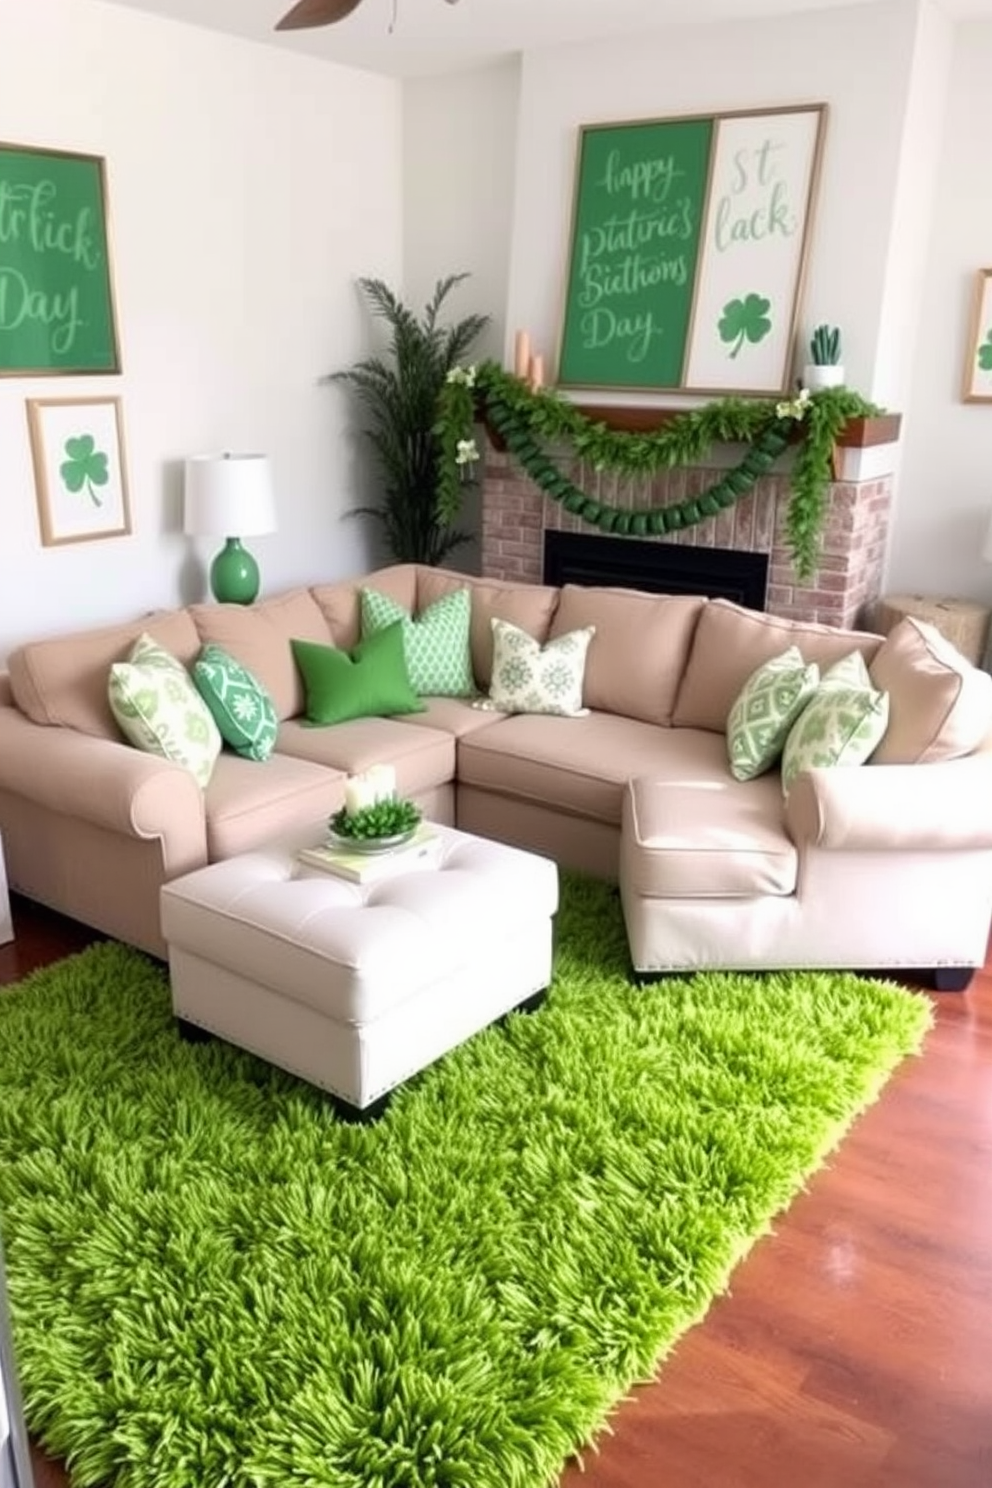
[962,269,992,403]
[26,396,131,545]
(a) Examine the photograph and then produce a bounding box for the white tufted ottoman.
[160,825,558,1114]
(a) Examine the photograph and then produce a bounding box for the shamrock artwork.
[28,396,132,546]
[963,272,992,402]
[60,433,110,506]
[976,330,992,373]
[718,294,773,359]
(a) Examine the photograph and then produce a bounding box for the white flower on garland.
[455,437,479,467]
[446,364,477,387]
[776,387,812,421]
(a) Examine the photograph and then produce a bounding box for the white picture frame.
[962,269,992,403]
[26,395,132,546]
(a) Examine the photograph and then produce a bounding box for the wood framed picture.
[0,141,121,376]
[557,103,827,396]
[26,396,132,546]
[962,269,992,403]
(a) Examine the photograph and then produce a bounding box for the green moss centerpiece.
[329,765,422,847]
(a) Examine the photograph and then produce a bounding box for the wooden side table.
[0,832,11,946]
[872,594,991,667]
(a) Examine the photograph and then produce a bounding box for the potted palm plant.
[329,275,490,566]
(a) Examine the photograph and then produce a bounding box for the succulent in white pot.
[803,323,845,389]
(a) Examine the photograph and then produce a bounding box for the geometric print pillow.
[108,633,222,787]
[726,645,821,782]
[482,618,596,717]
[780,684,890,793]
[192,643,278,761]
[360,586,475,698]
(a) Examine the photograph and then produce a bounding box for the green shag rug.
[0,877,931,1488]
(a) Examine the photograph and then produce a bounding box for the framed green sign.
[0,142,121,376]
[558,104,826,396]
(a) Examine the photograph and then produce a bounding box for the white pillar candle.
[514,329,531,379]
[344,775,376,815]
[528,352,545,390]
[368,763,397,802]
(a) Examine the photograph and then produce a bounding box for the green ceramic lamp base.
[210,538,260,605]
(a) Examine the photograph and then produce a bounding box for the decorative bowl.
[326,826,419,855]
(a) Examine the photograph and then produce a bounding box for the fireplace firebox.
[543,531,768,611]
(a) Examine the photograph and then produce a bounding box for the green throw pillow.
[360,586,475,697]
[483,618,595,717]
[108,633,222,788]
[781,684,890,793]
[819,650,873,691]
[291,622,425,726]
[192,643,278,761]
[726,645,821,781]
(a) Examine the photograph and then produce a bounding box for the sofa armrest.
[784,757,992,852]
[0,703,206,871]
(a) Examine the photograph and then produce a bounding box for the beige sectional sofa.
[1,562,991,984]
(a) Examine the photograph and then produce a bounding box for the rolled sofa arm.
[784,756,992,852]
[0,700,207,871]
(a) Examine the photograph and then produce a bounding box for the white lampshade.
[183,453,276,538]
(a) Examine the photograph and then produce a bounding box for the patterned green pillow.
[483,618,596,717]
[726,645,821,781]
[108,633,222,787]
[192,643,278,761]
[360,587,475,697]
[781,685,890,792]
[820,649,873,691]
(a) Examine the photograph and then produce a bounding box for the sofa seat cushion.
[548,585,704,726]
[673,599,882,733]
[402,696,509,740]
[623,774,797,899]
[457,714,732,826]
[190,589,332,722]
[8,609,201,740]
[276,717,455,799]
[204,752,347,862]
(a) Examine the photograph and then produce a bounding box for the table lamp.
[183,453,276,604]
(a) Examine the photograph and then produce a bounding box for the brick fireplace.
[479,416,900,629]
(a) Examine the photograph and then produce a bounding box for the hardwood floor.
[2,894,990,1488]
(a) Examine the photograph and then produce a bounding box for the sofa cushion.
[548,585,704,726]
[291,625,425,727]
[311,565,421,651]
[726,646,820,781]
[780,684,889,792]
[8,609,201,740]
[623,774,797,898]
[458,714,732,826]
[484,619,594,717]
[672,599,882,733]
[276,717,455,799]
[190,589,331,722]
[108,634,222,788]
[416,569,561,690]
[192,644,279,762]
[868,616,992,764]
[360,586,475,697]
[204,750,348,861]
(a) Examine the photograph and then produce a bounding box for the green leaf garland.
[436,361,883,582]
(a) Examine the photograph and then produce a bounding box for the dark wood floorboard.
[2,892,990,1488]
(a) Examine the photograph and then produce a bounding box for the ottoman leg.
[176,1017,212,1044]
[328,1090,393,1125]
[515,987,548,1016]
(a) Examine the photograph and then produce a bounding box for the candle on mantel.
[529,353,545,390]
[514,329,531,379]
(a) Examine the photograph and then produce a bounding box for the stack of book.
[296,823,441,884]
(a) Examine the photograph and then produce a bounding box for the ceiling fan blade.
[275,0,363,31]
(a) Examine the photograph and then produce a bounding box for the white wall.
[0,0,402,660]
[886,18,992,600]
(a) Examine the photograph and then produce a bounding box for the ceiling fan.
[276,0,459,30]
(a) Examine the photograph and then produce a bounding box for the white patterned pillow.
[726,645,820,781]
[360,586,475,697]
[483,618,595,716]
[109,633,222,787]
[820,649,873,692]
[781,685,890,793]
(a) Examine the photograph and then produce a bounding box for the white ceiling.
[102,0,992,79]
